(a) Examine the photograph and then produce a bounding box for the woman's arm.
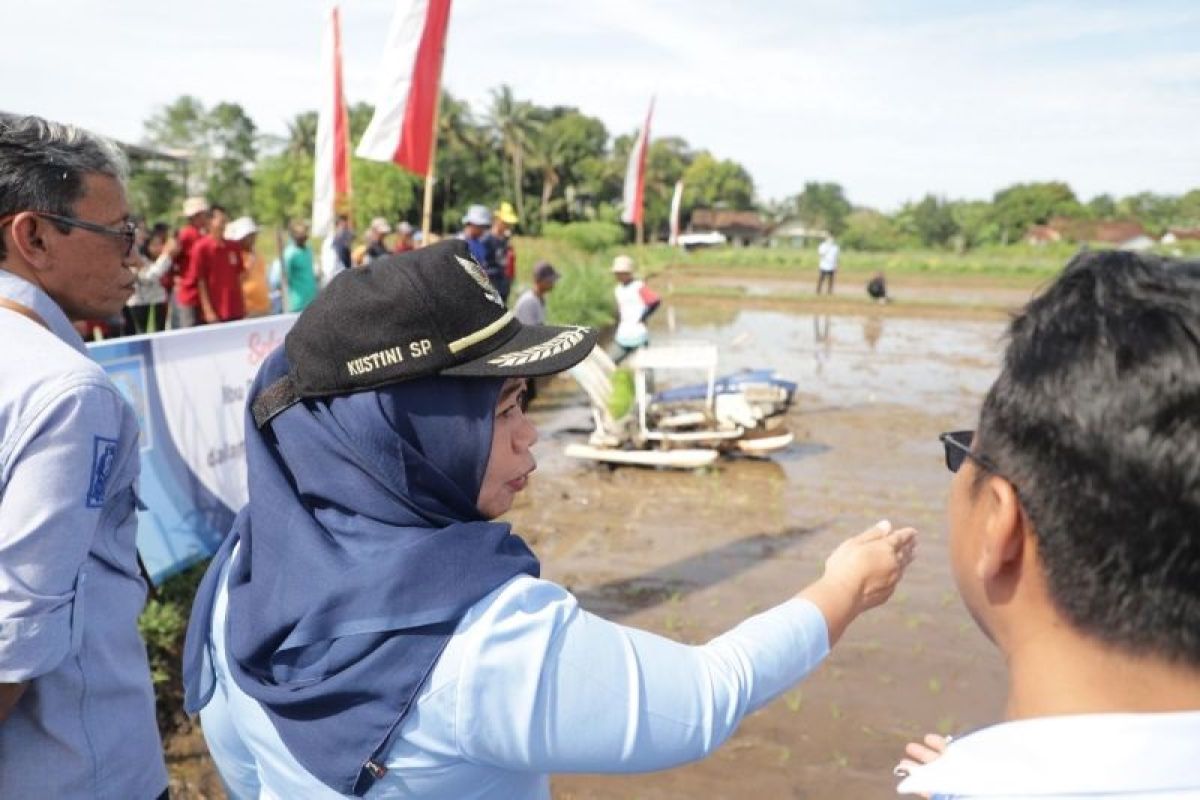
[454,521,916,774]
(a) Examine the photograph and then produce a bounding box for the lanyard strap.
[0,296,49,330]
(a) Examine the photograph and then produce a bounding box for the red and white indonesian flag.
[668,179,683,245]
[355,0,453,175]
[620,97,655,226]
[312,4,352,239]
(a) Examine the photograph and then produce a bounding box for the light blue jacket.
[0,270,166,800]
[199,545,829,798]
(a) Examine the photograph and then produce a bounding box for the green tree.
[949,200,1001,250]
[285,111,319,159]
[252,153,314,228]
[127,162,182,223]
[1177,189,1200,227]
[682,151,755,212]
[1085,193,1116,220]
[840,208,903,251]
[791,182,851,236]
[435,91,503,231]
[897,194,959,248]
[487,85,538,226]
[205,102,258,213]
[991,182,1081,243]
[523,109,609,230]
[1116,192,1179,235]
[143,96,257,213]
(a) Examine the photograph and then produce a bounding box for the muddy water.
[516,303,1012,800]
[166,292,1019,800]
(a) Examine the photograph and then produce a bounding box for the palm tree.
[487,85,538,225]
[525,125,568,232]
[285,111,319,159]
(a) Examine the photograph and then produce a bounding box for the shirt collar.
[898,711,1200,796]
[0,268,87,356]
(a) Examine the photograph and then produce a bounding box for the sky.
[4,0,1198,210]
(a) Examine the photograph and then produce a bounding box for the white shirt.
[513,289,545,326]
[818,239,840,272]
[0,270,166,799]
[614,279,650,348]
[897,710,1200,799]
[128,253,172,306]
[200,547,830,799]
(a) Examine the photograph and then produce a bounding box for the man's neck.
[1005,626,1200,720]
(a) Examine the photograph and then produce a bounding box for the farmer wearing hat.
[393,220,416,253]
[182,239,917,799]
[485,201,520,303]
[611,253,661,363]
[170,195,210,327]
[458,203,494,281]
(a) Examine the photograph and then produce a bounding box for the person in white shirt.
[611,253,660,363]
[123,221,174,335]
[182,239,919,799]
[817,235,839,295]
[896,251,1200,798]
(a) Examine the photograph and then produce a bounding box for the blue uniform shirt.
[0,270,167,800]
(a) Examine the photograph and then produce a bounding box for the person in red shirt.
[194,206,246,323]
[170,196,210,328]
[393,221,415,253]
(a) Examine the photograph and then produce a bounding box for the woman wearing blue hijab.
[183,240,918,798]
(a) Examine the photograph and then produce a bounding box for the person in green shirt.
[283,221,318,312]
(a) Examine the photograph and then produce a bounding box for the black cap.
[251,239,596,427]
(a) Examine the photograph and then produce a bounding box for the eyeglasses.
[0,211,136,258]
[35,212,137,258]
[939,430,1001,474]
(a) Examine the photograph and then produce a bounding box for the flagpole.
[419,4,452,249]
[420,87,442,247]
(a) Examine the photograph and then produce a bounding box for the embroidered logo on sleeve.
[86,436,119,508]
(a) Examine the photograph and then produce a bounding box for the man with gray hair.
[0,116,168,799]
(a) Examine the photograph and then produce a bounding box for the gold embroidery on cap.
[487,327,588,367]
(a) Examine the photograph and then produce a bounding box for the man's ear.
[8,212,53,270]
[976,474,1024,581]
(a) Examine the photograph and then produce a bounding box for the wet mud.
[168,275,1033,799]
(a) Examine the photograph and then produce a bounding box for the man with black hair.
[0,115,167,799]
[897,250,1200,797]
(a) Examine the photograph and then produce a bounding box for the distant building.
[688,208,768,247]
[1025,217,1150,250]
[1024,224,1063,246]
[1161,227,1200,245]
[766,217,829,247]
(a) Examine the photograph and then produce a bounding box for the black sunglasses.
[34,212,136,258]
[938,430,1001,473]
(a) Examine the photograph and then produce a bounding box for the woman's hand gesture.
[799,520,917,645]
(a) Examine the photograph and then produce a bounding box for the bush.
[542,221,626,253]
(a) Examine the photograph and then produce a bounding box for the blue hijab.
[182,347,540,795]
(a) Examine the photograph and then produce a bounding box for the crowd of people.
[79,194,533,341]
[2,114,1198,800]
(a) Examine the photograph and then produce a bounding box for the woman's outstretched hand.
[799,520,917,645]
